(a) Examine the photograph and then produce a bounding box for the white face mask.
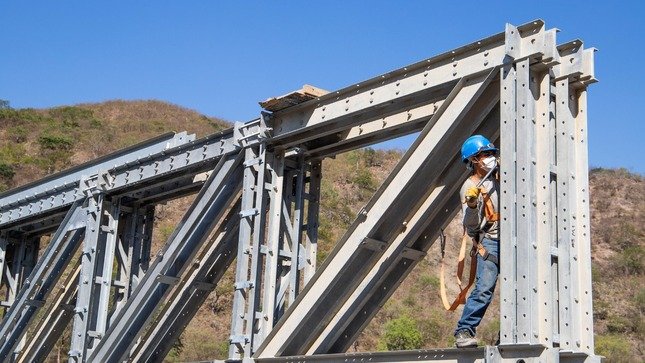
[481,156,497,171]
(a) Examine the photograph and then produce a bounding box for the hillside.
[0,100,228,191]
[0,101,642,362]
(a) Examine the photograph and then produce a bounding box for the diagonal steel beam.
[256,69,497,358]
[313,109,501,355]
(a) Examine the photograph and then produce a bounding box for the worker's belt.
[475,242,498,266]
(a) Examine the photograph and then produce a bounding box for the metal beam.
[0,132,193,229]
[267,21,548,148]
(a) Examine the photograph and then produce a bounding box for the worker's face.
[470,151,496,171]
[470,151,493,163]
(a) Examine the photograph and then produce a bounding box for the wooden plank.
[260,85,329,112]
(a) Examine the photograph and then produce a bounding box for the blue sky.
[1,1,643,173]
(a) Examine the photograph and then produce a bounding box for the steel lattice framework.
[0,20,597,362]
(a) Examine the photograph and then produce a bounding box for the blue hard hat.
[461,135,497,163]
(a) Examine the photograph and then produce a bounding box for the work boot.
[455,330,478,348]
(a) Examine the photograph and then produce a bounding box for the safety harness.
[439,173,499,311]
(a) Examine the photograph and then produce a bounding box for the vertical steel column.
[230,143,267,360]
[111,205,135,319]
[8,239,27,362]
[7,241,26,309]
[533,70,556,348]
[499,59,518,345]
[556,78,595,354]
[549,88,560,345]
[260,151,285,341]
[69,193,105,362]
[287,155,306,306]
[514,58,535,344]
[85,198,120,358]
[572,87,594,354]
[303,160,321,284]
[0,234,6,315]
[555,78,575,351]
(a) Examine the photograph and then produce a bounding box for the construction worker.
[453,135,500,348]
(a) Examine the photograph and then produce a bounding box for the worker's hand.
[465,187,480,208]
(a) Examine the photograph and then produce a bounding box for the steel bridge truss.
[0,20,597,362]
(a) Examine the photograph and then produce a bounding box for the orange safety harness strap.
[480,188,499,222]
[440,231,477,311]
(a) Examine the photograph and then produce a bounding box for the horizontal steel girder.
[0,132,193,229]
[255,344,600,363]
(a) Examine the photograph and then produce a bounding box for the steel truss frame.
[0,20,596,362]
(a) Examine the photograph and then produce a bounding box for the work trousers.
[454,237,499,336]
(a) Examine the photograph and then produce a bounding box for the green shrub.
[593,299,609,320]
[363,147,379,167]
[8,126,28,143]
[49,106,94,127]
[38,134,74,150]
[215,339,229,359]
[0,99,10,109]
[0,163,14,179]
[595,334,632,361]
[354,168,377,192]
[417,313,448,346]
[635,287,645,312]
[378,315,423,351]
[606,315,631,333]
[612,245,644,275]
[89,118,103,128]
